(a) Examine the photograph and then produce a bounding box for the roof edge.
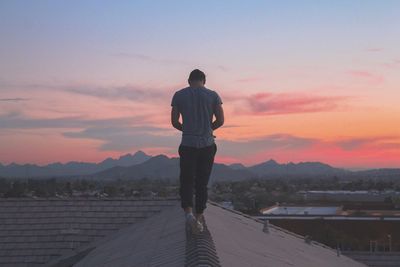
[207,200,338,252]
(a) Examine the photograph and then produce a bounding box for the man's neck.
[189,82,205,88]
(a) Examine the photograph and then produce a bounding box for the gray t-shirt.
[171,86,223,148]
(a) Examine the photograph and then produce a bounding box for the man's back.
[171,69,224,233]
[171,86,222,148]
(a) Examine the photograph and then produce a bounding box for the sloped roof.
[71,202,187,267]
[0,197,366,267]
[206,202,365,267]
[61,201,366,267]
[0,197,179,267]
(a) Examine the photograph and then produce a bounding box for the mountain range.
[0,151,150,178]
[1,151,398,182]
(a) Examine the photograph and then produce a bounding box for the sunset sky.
[1,0,399,169]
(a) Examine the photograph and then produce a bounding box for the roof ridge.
[185,217,221,267]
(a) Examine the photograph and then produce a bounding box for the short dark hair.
[188,69,206,84]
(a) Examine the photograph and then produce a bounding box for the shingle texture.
[1,197,367,267]
[0,197,179,267]
[205,201,366,267]
[71,200,366,267]
[73,202,186,267]
[71,202,222,267]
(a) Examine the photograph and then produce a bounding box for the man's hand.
[212,104,224,130]
[171,106,183,131]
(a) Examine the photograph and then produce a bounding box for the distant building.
[258,203,400,266]
[298,190,400,202]
[261,205,341,216]
[259,203,400,220]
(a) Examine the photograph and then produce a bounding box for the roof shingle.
[1,197,367,267]
[0,197,179,267]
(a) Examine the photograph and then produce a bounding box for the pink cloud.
[347,70,384,84]
[382,59,400,69]
[235,92,350,115]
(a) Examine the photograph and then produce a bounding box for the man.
[170,69,224,233]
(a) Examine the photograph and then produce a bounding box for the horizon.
[1,1,399,169]
[0,149,386,172]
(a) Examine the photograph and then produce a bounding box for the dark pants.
[178,143,217,214]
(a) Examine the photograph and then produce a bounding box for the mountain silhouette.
[228,163,247,170]
[249,160,347,177]
[1,151,398,181]
[0,151,151,178]
[90,154,253,183]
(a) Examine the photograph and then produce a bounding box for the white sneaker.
[195,219,204,233]
[185,213,198,233]
[195,215,205,233]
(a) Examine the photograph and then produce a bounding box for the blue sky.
[1,0,399,168]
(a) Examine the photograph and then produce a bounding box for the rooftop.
[301,191,400,195]
[0,197,366,267]
[260,204,400,219]
[261,205,341,215]
[0,197,178,266]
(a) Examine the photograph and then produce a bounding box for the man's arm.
[212,103,224,130]
[171,105,183,131]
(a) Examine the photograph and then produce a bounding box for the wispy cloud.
[347,70,384,84]
[63,125,176,151]
[382,59,400,69]
[0,111,151,130]
[112,52,229,71]
[112,52,194,66]
[232,92,350,115]
[217,134,317,157]
[335,138,375,151]
[366,48,383,52]
[1,81,350,117]
[0,110,176,151]
[0,98,30,102]
[62,85,171,102]
[334,136,400,151]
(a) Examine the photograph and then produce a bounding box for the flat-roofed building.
[262,205,341,216]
